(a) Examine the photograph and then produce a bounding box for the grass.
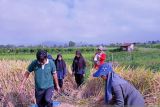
[0,60,160,106]
[0,47,160,71]
[0,53,93,62]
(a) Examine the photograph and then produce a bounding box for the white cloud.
[0,0,159,44]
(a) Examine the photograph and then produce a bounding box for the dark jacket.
[55,54,66,79]
[72,56,86,75]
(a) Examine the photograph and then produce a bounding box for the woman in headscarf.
[93,63,145,107]
[55,54,66,92]
[72,50,86,88]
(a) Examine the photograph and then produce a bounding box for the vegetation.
[0,61,160,106]
[0,42,160,107]
[0,46,160,71]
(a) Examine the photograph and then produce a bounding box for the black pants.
[58,79,63,88]
[75,74,84,87]
[35,86,54,107]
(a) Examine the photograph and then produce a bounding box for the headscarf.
[73,50,86,69]
[55,54,66,71]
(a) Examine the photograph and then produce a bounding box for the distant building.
[120,43,135,52]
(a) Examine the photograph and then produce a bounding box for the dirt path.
[53,69,89,107]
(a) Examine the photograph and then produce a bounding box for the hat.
[93,63,112,77]
[97,46,104,51]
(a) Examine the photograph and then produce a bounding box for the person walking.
[72,50,86,88]
[20,50,60,107]
[55,54,67,92]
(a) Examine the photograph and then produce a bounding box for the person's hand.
[56,85,60,93]
[95,96,104,103]
[83,74,85,77]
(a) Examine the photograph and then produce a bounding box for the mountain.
[41,41,66,47]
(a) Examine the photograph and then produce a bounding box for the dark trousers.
[35,86,54,107]
[58,79,63,88]
[75,74,84,87]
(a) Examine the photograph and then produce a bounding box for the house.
[120,43,135,52]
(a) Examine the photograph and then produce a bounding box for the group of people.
[20,46,145,107]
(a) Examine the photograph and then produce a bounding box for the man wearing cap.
[93,63,145,107]
[93,46,106,69]
[20,50,60,107]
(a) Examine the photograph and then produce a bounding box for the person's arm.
[53,72,60,92]
[19,71,30,92]
[51,61,60,92]
[112,85,124,107]
[83,59,86,76]
[72,59,75,76]
[94,54,98,61]
[63,62,67,77]
[20,60,35,92]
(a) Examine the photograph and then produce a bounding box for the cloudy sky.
[0,0,160,45]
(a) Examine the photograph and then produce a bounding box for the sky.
[0,0,160,45]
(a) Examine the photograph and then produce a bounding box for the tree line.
[0,47,98,54]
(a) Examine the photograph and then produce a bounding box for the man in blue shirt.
[20,50,60,107]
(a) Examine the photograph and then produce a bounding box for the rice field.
[0,60,160,107]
